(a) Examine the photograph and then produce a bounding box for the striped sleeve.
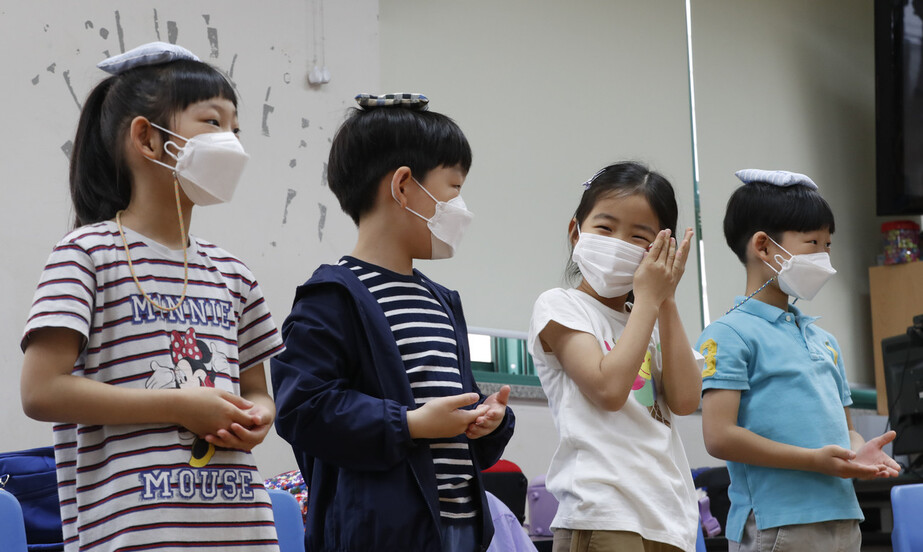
[22,240,97,350]
[237,277,284,370]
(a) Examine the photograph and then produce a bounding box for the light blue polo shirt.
[696,298,862,542]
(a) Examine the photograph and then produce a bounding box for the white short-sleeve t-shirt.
[528,288,698,552]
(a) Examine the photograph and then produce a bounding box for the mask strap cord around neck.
[115,175,189,313]
[725,275,776,315]
[728,235,796,314]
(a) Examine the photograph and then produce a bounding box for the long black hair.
[69,59,237,228]
[565,161,678,285]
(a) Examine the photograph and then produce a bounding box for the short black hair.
[327,106,472,225]
[723,181,836,263]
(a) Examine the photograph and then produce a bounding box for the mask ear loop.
[394,177,438,222]
[147,122,186,172]
[767,236,796,272]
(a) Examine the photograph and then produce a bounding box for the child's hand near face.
[633,230,676,308]
[466,385,511,439]
[668,227,695,294]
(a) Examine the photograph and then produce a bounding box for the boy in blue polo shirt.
[696,169,900,551]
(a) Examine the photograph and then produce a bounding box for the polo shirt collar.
[732,296,820,325]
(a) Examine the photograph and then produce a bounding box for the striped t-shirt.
[339,256,478,523]
[22,221,285,552]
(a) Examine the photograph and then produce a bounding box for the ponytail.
[68,77,131,228]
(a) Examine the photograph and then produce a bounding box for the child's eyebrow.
[591,213,656,236]
[632,223,657,235]
[199,101,239,117]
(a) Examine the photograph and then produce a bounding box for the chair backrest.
[268,488,305,552]
[0,489,29,552]
[695,520,706,552]
[482,471,528,524]
[527,474,558,537]
[892,483,923,552]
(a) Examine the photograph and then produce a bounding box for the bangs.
[750,183,835,234]
[166,60,238,111]
[776,190,836,234]
[422,113,472,174]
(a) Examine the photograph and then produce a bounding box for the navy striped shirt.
[340,256,478,522]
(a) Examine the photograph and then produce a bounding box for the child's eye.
[596,225,612,232]
[206,119,220,126]
[233,128,241,135]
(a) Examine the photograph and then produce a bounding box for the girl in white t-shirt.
[528,161,702,552]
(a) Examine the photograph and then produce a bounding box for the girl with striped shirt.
[20,43,284,551]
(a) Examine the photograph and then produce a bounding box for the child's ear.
[389,166,413,209]
[128,116,163,161]
[750,231,772,263]
[568,218,579,247]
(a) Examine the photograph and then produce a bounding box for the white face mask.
[765,237,836,300]
[572,226,646,298]
[394,178,474,259]
[148,123,250,206]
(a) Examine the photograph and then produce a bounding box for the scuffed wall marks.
[283,189,297,225]
[318,203,327,242]
[262,86,274,137]
[204,14,219,58]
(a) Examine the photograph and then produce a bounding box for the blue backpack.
[0,446,63,551]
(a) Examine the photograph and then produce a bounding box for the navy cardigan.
[271,264,515,552]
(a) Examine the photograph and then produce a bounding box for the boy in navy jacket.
[271,94,515,552]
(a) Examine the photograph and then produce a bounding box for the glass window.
[467,326,540,386]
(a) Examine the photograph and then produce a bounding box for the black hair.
[566,161,678,284]
[723,181,836,263]
[69,59,237,228]
[327,106,473,225]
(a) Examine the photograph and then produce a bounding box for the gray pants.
[729,512,861,552]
